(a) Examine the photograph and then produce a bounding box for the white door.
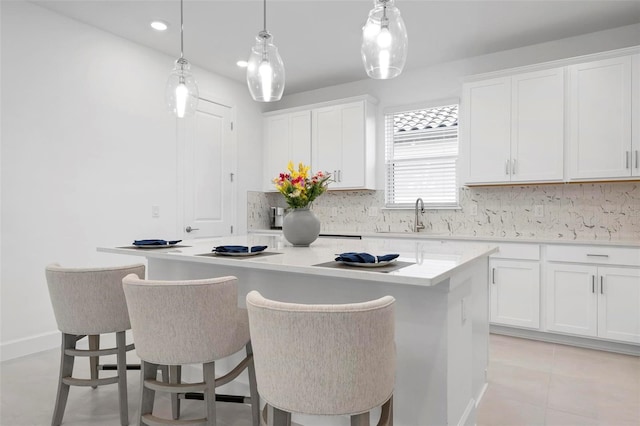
[463,77,512,184]
[339,102,366,188]
[546,263,598,337]
[312,106,342,186]
[511,68,564,183]
[568,56,633,179]
[181,98,234,239]
[490,259,540,329]
[597,266,640,344]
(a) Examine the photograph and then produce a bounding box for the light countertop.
[98,235,497,287]
[250,229,640,248]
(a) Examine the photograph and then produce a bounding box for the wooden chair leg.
[351,411,370,426]
[88,334,100,389]
[51,333,76,426]
[116,331,129,426]
[170,365,181,420]
[203,362,216,426]
[246,343,260,426]
[266,403,291,426]
[139,361,157,425]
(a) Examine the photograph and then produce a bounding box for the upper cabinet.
[312,100,376,189]
[463,67,565,185]
[568,54,639,180]
[263,97,377,191]
[263,111,312,191]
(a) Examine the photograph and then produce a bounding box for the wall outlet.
[368,206,378,217]
[152,205,160,218]
[331,207,338,217]
[534,205,544,218]
[469,204,478,216]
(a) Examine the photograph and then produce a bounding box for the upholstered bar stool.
[45,263,146,426]
[246,291,396,426]
[122,274,260,426]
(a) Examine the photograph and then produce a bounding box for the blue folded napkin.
[213,245,268,253]
[133,239,182,246]
[335,252,399,263]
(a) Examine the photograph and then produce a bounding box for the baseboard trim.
[1,331,60,362]
[490,325,640,356]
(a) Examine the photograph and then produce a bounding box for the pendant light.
[246,0,285,102]
[165,0,198,118]
[361,0,408,79]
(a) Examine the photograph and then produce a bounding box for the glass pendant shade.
[165,58,198,118]
[247,31,285,102]
[361,0,408,79]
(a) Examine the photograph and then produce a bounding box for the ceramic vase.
[282,207,321,247]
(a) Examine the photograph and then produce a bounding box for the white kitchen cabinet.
[546,245,640,344]
[312,100,376,189]
[568,54,637,180]
[463,67,564,184]
[263,111,311,191]
[490,259,540,329]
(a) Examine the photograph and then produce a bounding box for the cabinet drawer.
[546,245,640,266]
[491,243,540,260]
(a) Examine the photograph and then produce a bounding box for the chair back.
[122,275,245,365]
[246,291,396,416]
[45,263,145,335]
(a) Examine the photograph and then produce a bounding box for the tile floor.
[1,334,638,425]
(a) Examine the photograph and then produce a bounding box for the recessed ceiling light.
[236,60,248,68]
[150,20,168,31]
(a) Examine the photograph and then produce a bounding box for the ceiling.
[32,0,640,95]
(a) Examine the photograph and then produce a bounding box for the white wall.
[0,1,263,360]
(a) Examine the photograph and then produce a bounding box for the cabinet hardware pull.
[636,150,639,169]
[586,254,609,257]
[492,268,496,284]
[626,151,630,169]
[338,170,342,182]
[512,159,517,175]
[505,159,510,175]
[591,275,595,293]
[600,276,604,294]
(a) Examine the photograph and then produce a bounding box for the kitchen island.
[99,235,497,426]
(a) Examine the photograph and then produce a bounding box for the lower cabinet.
[546,263,640,344]
[490,259,540,329]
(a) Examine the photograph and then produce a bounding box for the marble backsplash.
[248,182,640,242]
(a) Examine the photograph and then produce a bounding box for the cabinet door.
[264,114,291,191]
[633,54,640,177]
[312,106,342,184]
[289,111,312,167]
[511,68,564,182]
[464,77,512,184]
[597,266,640,344]
[546,263,598,337]
[338,102,366,188]
[568,56,633,179]
[490,259,540,329]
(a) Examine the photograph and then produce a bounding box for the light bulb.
[377,27,392,48]
[258,59,273,102]
[175,82,188,118]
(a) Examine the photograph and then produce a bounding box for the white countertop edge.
[249,229,640,248]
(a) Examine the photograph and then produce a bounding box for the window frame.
[383,99,460,210]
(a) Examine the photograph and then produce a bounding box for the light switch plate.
[469,204,478,216]
[152,205,160,218]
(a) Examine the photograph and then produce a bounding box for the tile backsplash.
[248,182,639,242]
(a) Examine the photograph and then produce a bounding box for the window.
[385,103,459,209]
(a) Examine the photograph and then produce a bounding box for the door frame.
[176,92,237,238]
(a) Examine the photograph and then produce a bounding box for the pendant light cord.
[180,0,184,58]
[263,0,267,32]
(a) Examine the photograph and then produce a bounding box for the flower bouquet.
[273,161,331,209]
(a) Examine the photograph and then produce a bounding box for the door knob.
[185,226,199,233]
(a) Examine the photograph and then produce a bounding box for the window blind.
[385,105,459,208]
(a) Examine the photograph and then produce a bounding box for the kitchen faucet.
[414,198,425,232]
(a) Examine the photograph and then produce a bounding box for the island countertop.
[98,234,498,287]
